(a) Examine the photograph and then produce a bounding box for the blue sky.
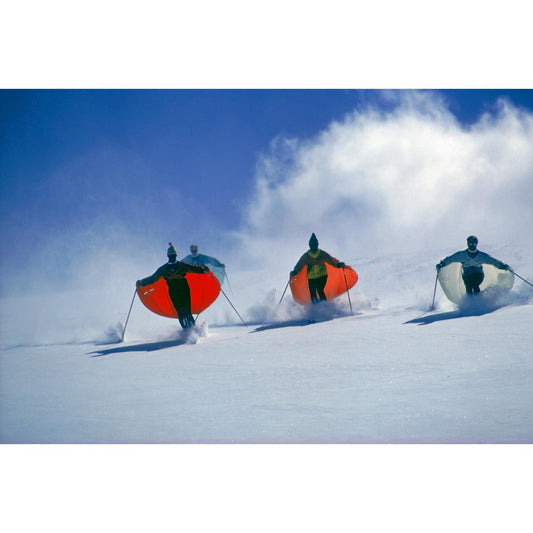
[2,89,533,296]
[1,90,372,230]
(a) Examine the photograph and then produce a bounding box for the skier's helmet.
[467,235,478,251]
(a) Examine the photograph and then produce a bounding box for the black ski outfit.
[137,260,208,329]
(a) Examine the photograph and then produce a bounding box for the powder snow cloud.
[237,91,533,269]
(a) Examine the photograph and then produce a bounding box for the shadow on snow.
[251,318,326,332]
[89,339,187,357]
[405,302,507,326]
[251,311,358,333]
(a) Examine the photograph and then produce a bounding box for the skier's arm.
[322,251,343,268]
[478,252,509,270]
[181,262,210,274]
[437,251,463,269]
[291,254,308,277]
[137,266,164,287]
[204,254,223,267]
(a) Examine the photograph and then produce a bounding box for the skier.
[181,244,226,285]
[181,244,225,268]
[137,243,210,329]
[290,233,345,303]
[436,236,510,295]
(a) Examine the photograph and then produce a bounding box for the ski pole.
[277,278,291,309]
[219,285,248,327]
[209,272,248,327]
[430,272,439,311]
[224,270,233,294]
[342,267,353,314]
[511,270,533,289]
[120,287,137,342]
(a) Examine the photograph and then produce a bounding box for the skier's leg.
[316,275,328,301]
[308,279,319,304]
[180,282,195,328]
[169,279,193,329]
[188,313,196,326]
[178,312,189,329]
[472,272,484,294]
[463,274,474,295]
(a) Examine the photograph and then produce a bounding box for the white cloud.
[238,91,533,270]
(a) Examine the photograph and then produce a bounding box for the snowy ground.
[2,302,532,444]
[1,246,532,444]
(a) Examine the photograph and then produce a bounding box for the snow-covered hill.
[1,247,532,444]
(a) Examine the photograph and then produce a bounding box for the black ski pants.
[463,271,484,295]
[308,275,328,304]
[168,278,195,329]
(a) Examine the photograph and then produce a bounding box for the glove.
[136,280,142,287]
[202,265,210,273]
[290,270,297,278]
[436,261,445,271]
[337,262,345,269]
[500,263,509,271]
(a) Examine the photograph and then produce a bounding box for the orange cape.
[290,264,358,305]
[137,272,221,318]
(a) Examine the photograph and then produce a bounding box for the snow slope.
[1,247,532,444]
[2,306,533,445]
